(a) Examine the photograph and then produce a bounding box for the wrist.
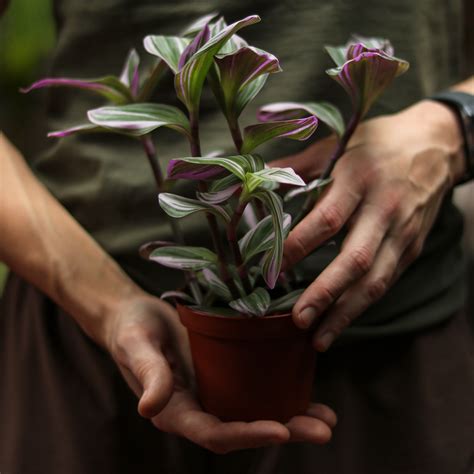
[400,100,466,186]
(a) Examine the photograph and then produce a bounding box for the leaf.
[196,183,241,204]
[245,167,305,194]
[284,177,333,202]
[150,246,218,270]
[21,76,132,104]
[324,45,348,67]
[167,154,265,181]
[47,123,103,138]
[229,287,271,317]
[175,15,260,113]
[160,290,196,304]
[267,289,304,313]
[242,116,318,154]
[178,24,211,70]
[239,213,291,262]
[158,193,231,222]
[209,17,248,54]
[257,101,345,137]
[139,240,176,260]
[143,35,191,73]
[208,173,241,192]
[200,268,232,301]
[214,46,281,118]
[326,50,409,118]
[87,103,191,137]
[253,190,285,289]
[120,49,140,96]
[181,12,219,37]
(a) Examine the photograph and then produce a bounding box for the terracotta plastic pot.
[177,304,316,423]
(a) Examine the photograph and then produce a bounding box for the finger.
[283,175,363,271]
[305,403,338,429]
[285,416,333,444]
[117,330,174,418]
[154,391,290,454]
[313,236,400,351]
[293,201,390,328]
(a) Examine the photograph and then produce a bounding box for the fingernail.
[298,307,318,328]
[317,332,335,352]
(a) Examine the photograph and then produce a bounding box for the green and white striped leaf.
[175,15,260,113]
[143,36,191,73]
[87,103,191,137]
[150,246,217,270]
[241,116,318,153]
[47,123,103,138]
[181,12,219,37]
[257,101,345,137]
[160,290,196,304]
[248,167,305,190]
[159,193,231,222]
[167,154,265,181]
[239,213,291,262]
[229,287,271,317]
[253,190,285,289]
[267,289,304,313]
[200,268,232,301]
[119,49,140,96]
[208,173,241,192]
[284,177,333,202]
[209,17,248,54]
[196,183,241,204]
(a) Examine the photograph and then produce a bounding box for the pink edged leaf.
[120,49,140,97]
[21,76,132,104]
[160,291,196,304]
[143,35,191,73]
[174,15,260,113]
[178,23,211,70]
[200,268,232,301]
[241,116,318,154]
[139,240,177,260]
[257,101,344,137]
[326,50,408,118]
[47,123,103,138]
[150,246,218,271]
[87,103,191,137]
[214,46,282,118]
[181,12,219,37]
[196,183,242,204]
[229,287,270,317]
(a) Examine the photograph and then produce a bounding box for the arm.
[271,76,473,351]
[0,132,336,451]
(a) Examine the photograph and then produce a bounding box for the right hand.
[106,292,337,453]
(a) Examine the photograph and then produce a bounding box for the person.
[0,1,473,473]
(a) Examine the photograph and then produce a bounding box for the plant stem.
[293,112,361,226]
[227,201,252,294]
[189,112,241,299]
[228,115,244,153]
[137,60,167,102]
[141,135,203,303]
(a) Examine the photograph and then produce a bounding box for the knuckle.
[318,205,344,235]
[366,277,388,302]
[290,233,311,262]
[316,285,339,307]
[347,246,373,275]
[331,313,353,335]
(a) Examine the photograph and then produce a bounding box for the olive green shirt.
[32,0,468,342]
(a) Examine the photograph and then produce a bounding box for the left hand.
[270,100,466,352]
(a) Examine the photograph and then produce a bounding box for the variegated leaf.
[284,177,333,201]
[87,103,191,137]
[209,17,248,54]
[178,24,211,70]
[239,213,291,262]
[196,183,241,204]
[47,123,103,138]
[200,268,232,301]
[229,287,270,317]
[139,240,176,260]
[21,75,132,104]
[167,154,265,181]
[150,246,217,270]
[208,173,241,192]
[257,101,345,137]
[241,116,318,153]
[120,49,140,96]
[181,12,219,37]
[158,193,231,222]
[160,290,196,304]
[267,289,304,313]
[143,35,191,73]
[245,167,305,194]
[253,190,284,289]
[175,15,260,113]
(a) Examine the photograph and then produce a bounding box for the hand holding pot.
[107,293,337,454]
[270,99,466,351]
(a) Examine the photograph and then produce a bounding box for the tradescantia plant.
[23,15,408,317]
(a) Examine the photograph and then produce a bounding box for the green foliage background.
[0,0,55,294]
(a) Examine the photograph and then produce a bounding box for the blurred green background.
[0,0,56,294]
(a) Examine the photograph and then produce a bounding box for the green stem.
[227,115,244,153]
[141,135,203,303]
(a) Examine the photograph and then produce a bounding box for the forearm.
[0,132,144,346]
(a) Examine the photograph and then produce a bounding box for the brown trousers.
[1,273,473,474]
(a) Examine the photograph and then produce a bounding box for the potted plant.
[23,13,408,423]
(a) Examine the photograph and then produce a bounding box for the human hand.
[271,100,466,351]
[106,293,337,453]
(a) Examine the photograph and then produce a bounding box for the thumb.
[118,335,174,419]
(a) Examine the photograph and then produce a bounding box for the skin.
[0,132,336,454]
[271,76,473,352]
